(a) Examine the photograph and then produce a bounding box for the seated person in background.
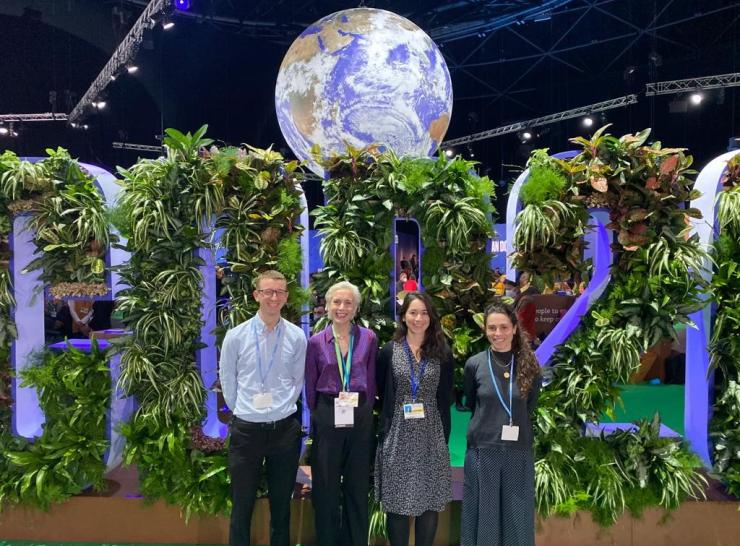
[68,300,93,339]
[517,271,540,299]
[396,271,408,295]
[403,273,418,292]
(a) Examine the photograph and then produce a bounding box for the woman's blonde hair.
[325,281,362,321]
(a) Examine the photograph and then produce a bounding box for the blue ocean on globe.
[275,8,453,176]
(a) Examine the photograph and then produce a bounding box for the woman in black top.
[375,292,454,546]
[461,301,541,546]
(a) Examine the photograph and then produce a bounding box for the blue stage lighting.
[173,0,191,11]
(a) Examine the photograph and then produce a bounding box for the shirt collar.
[254,313,282,335]
[324,323,357,343]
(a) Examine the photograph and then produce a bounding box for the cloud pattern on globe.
[275,8,453,176]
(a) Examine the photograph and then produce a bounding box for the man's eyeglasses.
[257,289,289,298]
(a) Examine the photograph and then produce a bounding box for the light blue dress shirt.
[220,314,307,423]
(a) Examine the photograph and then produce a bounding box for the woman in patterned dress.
[375,292,454,546]
[461,301,541,546]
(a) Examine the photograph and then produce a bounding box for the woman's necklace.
[490,349,512,379]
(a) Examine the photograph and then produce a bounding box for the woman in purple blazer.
[305,281,378,546]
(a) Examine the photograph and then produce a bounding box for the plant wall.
[312,146,495,365]
[514,127,708,525]
[0,148,116,509]
[114,126,306,517]
[709,154,740,496]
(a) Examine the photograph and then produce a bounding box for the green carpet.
[447,384,685,467]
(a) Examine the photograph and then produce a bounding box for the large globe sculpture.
[275,8,453,176]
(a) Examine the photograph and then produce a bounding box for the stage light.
[127,64,139,74]
[444,148,454,157]
[0,123,7,136]
[582,115,594,127]
[517,130,533,143]
[162,17,175,30]
[173,0,191,11]
[92,100,107,109]
[689,92,703,105]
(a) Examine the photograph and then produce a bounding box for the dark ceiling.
[1,0,739,212]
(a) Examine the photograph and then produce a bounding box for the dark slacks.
[310,393,374,546]
[461,446,535,546]
[228,415,301,546]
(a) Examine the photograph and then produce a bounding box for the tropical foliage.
[514,127,708,524]
[114,126,306,517]
[710,153,740,496]
[0,148,116,512]
[0,343,110,509]
[0,148,113,297]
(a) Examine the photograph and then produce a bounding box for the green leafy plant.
[116,126,306,517]
[710,153,740,496]
[0,343,110,509]
[515,127,709,525]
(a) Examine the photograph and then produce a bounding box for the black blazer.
[376,340,454,443]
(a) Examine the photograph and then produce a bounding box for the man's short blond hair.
[255,270,287,289]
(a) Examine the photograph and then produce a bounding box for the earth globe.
[275,8,453,176]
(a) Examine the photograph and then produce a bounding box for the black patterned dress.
[374,341,453,515]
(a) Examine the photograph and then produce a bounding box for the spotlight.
[83,124,89,130]
[8,122,18,137]
[582,115,594,128]
[467,145,475,158]
[173,0,191,10]
[0,124,7,136]
[517,130,533,143]
[689,92,703,105]
[127,64,139,74]
[92,100,107,109]
[444,148,454,157]
[70,122,78,128]
[162,18,175,30]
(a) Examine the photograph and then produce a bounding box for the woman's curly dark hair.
[483,300,541,395]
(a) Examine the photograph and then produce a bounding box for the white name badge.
[403,403,425,419]
[253,392,273,409]
[338,391,359,407]
[502,424,520,442]
[334,399,354,427]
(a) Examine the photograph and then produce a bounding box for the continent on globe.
[275,8,453,176]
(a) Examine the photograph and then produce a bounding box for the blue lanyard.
[486,349,514,425]
[403,339,427,403]
[253,319,282,391]
[332,326,354,391]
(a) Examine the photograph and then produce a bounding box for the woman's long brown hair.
[393,291,450,362]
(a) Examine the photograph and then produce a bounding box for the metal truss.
[442,94,638,147]
[646,72,740,96]
[112,141,164,153]
[69,0,171,123]
[0,113,68,122]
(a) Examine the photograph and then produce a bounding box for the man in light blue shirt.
[220,270,307,546]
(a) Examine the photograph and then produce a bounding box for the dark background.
[1,0,739,217]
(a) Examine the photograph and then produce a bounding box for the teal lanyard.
[332,327,354,391]
[253,319,282,392]
[486,349,514,425]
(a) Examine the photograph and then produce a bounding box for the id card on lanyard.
[403,339,427,420]
[487,350,519,442]
[333,328,357,427]
[252,320,282,409]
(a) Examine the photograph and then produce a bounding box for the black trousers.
[228,415,301,546]
[310,393,374,546]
